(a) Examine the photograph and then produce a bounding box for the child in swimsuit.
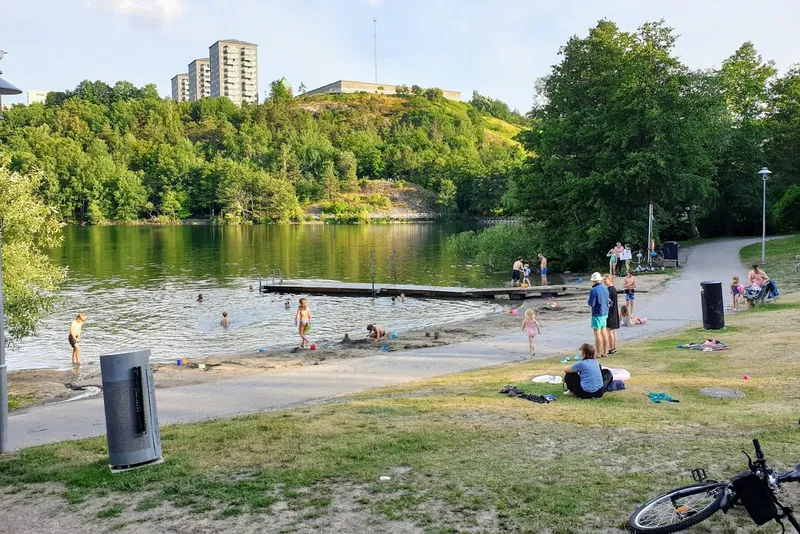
[620,305,646,326]
[521,308,541,356]
[607,247,618,277]
[522,264,531,286]
[730,276,741,312]
[295,298,311,348]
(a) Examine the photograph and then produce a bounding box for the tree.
[396,85,410,96]
[0,159,65,342]
[699,43,777,236]
[411,85,424,96]
[321,160,339,200]
[510,20,719,267]
[424,88,443,101]
[269,78,293,102]
[337,151,359,192]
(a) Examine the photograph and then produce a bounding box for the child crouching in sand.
[521,308,541,356]
[620,305,646,326]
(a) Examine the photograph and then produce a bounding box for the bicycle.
[629,439,800,533]
[634,248,665,269]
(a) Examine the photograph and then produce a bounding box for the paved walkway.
[7,238,760,450]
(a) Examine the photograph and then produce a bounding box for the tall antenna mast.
[373,18,378,83]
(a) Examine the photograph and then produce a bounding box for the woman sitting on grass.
[620,305,647,326]
[564,343,612,399]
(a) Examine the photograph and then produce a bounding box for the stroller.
[743,280,779,306]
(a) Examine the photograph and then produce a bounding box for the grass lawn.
[740,235,800,284]
[2,300,800,533]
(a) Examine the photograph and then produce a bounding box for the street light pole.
[758,167,772,265]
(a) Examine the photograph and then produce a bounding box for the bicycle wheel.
[628,483,725,534]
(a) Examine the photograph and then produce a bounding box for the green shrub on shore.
[447,223,540,271]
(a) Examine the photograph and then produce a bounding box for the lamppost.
[758,167,772,265]
[0,49,22,454]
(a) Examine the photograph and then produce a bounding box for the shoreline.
[7,275,670,409]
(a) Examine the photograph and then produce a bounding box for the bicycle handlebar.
[753,439,765,461]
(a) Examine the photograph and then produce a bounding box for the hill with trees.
[0,83,525,224]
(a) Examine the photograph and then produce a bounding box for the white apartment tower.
[171,73,190,102]
[188,58,211,101]
[209,39,258,105]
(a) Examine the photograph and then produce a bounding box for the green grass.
[2,299,800,532]
[740,234,800,284]
[7,395,36,410]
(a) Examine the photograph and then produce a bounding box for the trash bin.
[700,281,725,330]
[100,348,163,472]
[662,241,679,261]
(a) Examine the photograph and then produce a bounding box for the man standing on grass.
[587,273,609,358]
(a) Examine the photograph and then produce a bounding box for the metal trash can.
[662,241,679,261]
[100,348,162,472]
[700,281,725,330]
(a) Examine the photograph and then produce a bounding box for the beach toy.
[310,344,317,350]
[743,374,749,380]
[177,358,183,366]
[198,364,206,370]
[391,332,398,339]
[573,354,581,360]
[381,345,389,351]
[560,357,570,364]
[259,348,266,353]
[305,325,311,332]
[511,309,518,316]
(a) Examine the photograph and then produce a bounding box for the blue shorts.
[541,267,548,275]
[625,291,635,301]
[591,315,608,330]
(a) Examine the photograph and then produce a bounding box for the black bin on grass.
[700,281,725,330]
[100,348,163,472]
[662,241,679,261]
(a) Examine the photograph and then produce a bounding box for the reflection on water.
[10,224,528,370]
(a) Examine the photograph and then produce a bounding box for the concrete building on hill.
[171,73,190,102]
[188,58,211,101]
[27,90,48,105]
[209,39,258,105]
[302,80,461,101]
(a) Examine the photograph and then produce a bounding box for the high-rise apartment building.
[171,73,190,102]
[188,58,211,101]
[209,40,258,106]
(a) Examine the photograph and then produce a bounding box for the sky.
[1,0,800,112]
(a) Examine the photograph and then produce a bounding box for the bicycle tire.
[628,483,725,534]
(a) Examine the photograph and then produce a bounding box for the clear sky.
[1,0,799,112]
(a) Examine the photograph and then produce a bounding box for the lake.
[9,223,539,371]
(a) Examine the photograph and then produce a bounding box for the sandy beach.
[7,275,670,408]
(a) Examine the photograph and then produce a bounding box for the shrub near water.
[447,223,540,271]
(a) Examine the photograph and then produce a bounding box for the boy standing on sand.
[69,314,87,365]
[295,298,311,348]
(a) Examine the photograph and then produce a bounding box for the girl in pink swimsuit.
[521,308,542,356]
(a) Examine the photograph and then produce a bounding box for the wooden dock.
[259,280,588,300]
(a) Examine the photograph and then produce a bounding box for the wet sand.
[8,275,670,408]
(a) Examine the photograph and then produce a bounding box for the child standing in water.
[522,264,531,286]
[295,298,311,348]
[730,276,742,311]
[521,308,541,356]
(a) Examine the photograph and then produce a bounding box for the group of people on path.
[512,254,548,287]
[520,268,649,399]
[606,242,633,277]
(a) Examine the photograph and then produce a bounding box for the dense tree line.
[505,20,800,267]
[0,81,524,223]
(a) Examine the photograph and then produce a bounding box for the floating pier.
[259,280,587,300]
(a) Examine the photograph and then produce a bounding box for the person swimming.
[249,285,255,292]
[197,293,206,303]
[220,311,229,327]
[284,299,291,309]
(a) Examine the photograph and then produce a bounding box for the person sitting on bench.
[564,343,613,399]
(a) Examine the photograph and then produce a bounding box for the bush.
[447,223,540,271]
[365,193,391,208]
